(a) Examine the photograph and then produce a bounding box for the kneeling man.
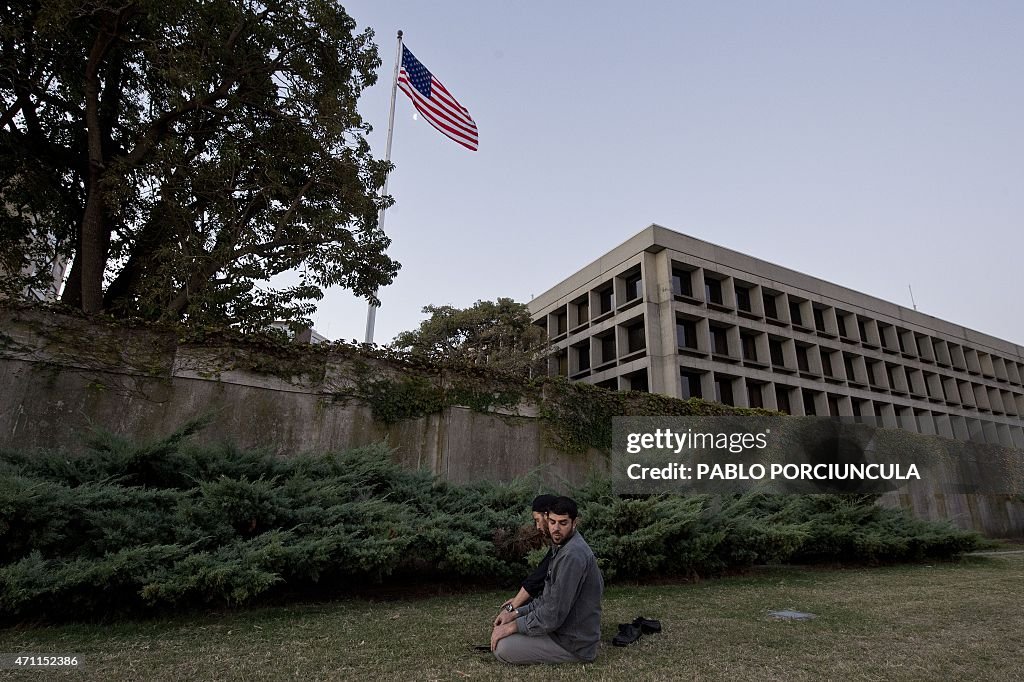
[491,496,603,664]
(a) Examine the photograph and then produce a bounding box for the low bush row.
[0,420,983,622]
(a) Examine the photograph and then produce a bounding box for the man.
[497,494,558,615]
[491,496,604,664]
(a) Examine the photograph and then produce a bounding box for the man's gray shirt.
[515,530,603,661]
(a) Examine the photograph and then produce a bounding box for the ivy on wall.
[537,378,772,454]
[340,359,528,425]
[0,302,775,455]
[339,366,774,455]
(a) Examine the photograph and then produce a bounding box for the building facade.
[529,225,1024,449]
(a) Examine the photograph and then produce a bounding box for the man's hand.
[493,609,516,628]
[493,599,513,626]
[490,621,518,652]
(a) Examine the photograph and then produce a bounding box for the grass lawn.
[1,552,1022,681]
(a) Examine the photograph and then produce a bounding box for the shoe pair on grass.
[612,616,662,646]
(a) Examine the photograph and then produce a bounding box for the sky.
[308,1,1024,348]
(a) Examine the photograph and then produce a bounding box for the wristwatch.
[504,604,515,613]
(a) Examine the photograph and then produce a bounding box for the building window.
[704,277,723,305]
[575,297,589,326]
[844,354,857,382]
[625,272,642,302]
[827,394,841,416]
[554,310,567,336]
[598,286,613,315]
[625,369,649,392]
[775,385,792,414]
[676,318,698,350]
[709,325,729,356]
[572,341,590,372]
[747,382,764,409]
[626,320,646,353]
[556,350,568,376]
[907,368,923,395]
[736,286,752,312]
[820,349,833,377]
[858,318,869,343]
[836,314,848,338]
[878,323,895,351]
[714,375,734,405]
[789,300,804,327]
[852,399,863,418]
[681,370,702,399]
[596,378,618,391]
[763,292,779,319]
[813,307,826,333]
[866,359,881,385]
[672,267,693,297]
[802,389,818,416]
[741,332,758,361]
[887,364,900,390]
[769,339,785,366]
[599,334,616,364]
[796,345,810,372]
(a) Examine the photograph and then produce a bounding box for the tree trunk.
[60,230,84,308]
[78,189,108,313]
[75,14,120,313]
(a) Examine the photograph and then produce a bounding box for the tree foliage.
[391,298,550,375]
[0,0,400,328]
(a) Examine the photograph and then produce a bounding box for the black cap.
[531,494,559,513]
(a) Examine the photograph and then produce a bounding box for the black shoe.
[633,616,662,634]
[612,623,642,646]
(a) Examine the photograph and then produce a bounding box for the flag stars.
[403,48,432,97]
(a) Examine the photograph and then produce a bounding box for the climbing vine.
[537,377,773,454]
[0,301,776,454]
[339,360,530,425]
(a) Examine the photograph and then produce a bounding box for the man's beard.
[554,527,575,546]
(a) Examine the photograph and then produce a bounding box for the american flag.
[398,46,479,152]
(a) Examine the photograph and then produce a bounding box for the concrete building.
[269,322,329,345]
[529,225,1024,449]
[2,193,67,302]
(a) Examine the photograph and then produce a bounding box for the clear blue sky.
[309,1,1024,348]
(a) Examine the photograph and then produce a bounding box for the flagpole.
[364,30,404,344]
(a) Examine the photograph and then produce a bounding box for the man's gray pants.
[493,633,580,664]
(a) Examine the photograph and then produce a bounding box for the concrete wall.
[1,306,1020,537]
[0,306,606,489]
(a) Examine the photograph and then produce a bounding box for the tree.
[0,0,399,329]
[392,298,551,375]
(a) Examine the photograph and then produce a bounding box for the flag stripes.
[398,45,478,151]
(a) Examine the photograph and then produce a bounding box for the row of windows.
[669,262,1024,388]
[676,369,1024,449]
[541,307,1023,419]
[674,316,1024,416]
[550,316,647,377]
[540,303,1019,419]
[538,267,644,338]
[577,364,1021,448]
[538,260,1023,392]
[593,369,649,393]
